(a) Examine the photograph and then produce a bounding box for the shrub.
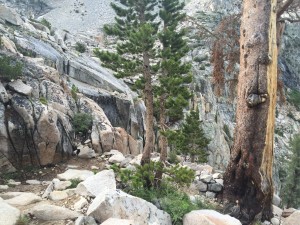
[0,56,23,81]
[288,89,300,109]
[168,151,180,164]
[71,84,78,101]
[15,215,30,225]
[69,178,81,189]
[75,42,86,53]
[73,112,93,134]
[40,18,51,30]
[39,96,48,105]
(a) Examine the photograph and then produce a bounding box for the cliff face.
[0,5,144,173]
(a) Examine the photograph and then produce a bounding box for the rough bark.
[141,52,154,165]
[223,0,278,224]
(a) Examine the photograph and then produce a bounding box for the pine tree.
[94,0,158,165]
[281,134,300,208]
[156,0,192,165]
[167,110,210,163]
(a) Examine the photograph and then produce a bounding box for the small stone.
[200,174,213,183]
[205,191,216,199]
[208,182,223,192]
[194,180,207,192]
[53,179,72,190]
[67,165,79,169]
[8,179,21,186]
[215,179,224,186]
[57,169,94,181]
[49,191,69,201]
[0,185,9,190]
[84,139,91,144]
[78,146,96,159]
[272,194,281,207]
[90,166,99,170]
[74,197,88,211]
[108,153,125,164]
[212,173,222,179]
[26,180,41,185]
[271,217,280,225]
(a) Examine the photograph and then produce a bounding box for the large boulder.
[30,204,81,221]
[76,169,116,197]
[183,210,242,225]
[283,210,300,225]
[87,190,171,225]
[0,201,20,225]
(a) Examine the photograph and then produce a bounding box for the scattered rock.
[0,185,9,190]
[200,174,213,183]
[212,173,222,179]
[8,79,33,96]
[0,201,20,225]
[108,153,125,163]
[7,179,21,186]
[205,191,216,199]
[76,169,116,197]
[74,197,88,211]
[53,178,72,190]
[283,210,300,225]
[78,146,96,159]
[57,169,94,181]
[194,180,207,192]
[271,217,280,225]
[208,183,223,192]
[75,216,97,225]
[101,218,135,225]
[183,210,242,225]
[26,179,41,185]
[87,190,171,225]
[30,204,81,221]
[49,190,69,201]
[272,194,281,207]
[4,192,42,206]
[215,179,224,186]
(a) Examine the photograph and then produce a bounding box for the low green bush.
[15,215,30,225]
[40,18,51,30]
[69,178,81,189]
[0,56,23,81]
[288,89,300,109]
[73,112,93,134]
[75,42,86,53]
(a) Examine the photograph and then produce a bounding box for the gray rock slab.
[0,5,23,26]
[57,169,94,181]
[4,192,42,206]
[8,79,33,96]
[76,169,116,197]
[0,201,20,225]
[30,204,81,221]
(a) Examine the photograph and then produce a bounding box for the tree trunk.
[223,0,277,224]
[154,94,168,187]
[141,52,155,165]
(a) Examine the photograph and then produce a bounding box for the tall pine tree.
[94,0,158,164]
[156,0,191,165]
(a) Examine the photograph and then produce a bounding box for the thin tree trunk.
[223,0,278,224]
[141,52,154,165]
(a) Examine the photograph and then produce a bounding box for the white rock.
[130,154,142,165]
[78,146,96,159]
[57,169,94,181]
[283,210,300,225]
[271,217,280,225]
[200,174,213,183]
[53,178,72,190]
[91,166,99,170]
[87,190,171,225]
[101,218,135,225]
[4,192,42,206]
[42,181,54,198]
[0,185,9,190]
[49,190,69,201]
[212,173,222,179]
[183,210,242,225]
[67,165,79,169]
[109,153,125,163]
[7,179,21,186]
[74,197,88,211]
[30,204,81,221]
[26,179,41,185]
[0,201,20,225]
[76,169,116,197]
[103,149,124,156]
[8,79,33,96]
[215,179,224,186]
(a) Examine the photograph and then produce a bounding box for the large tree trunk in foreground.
[141,52,155,165]
[223,0,277,224]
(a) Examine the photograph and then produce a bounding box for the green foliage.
[288,89,300,109]
[15,215,30,225]
[75,42,86,53]
[166,110,210,163]
[73,113,93,134]
[39,96,48,105]
[281,134,300,208]
[40,18,51,30]
[164,164,195,188]
[69,178,81,189]
[0,56,23,81]
[168,151,180,164]
[71,84,78,101]
[0,36,3,49]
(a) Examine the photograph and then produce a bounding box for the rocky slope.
[0,0,300,202]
